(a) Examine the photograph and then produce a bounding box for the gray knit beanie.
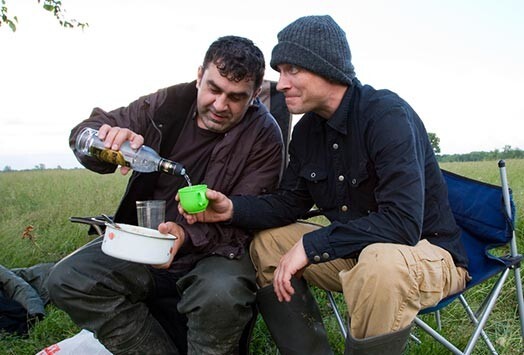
[270,15,355,85]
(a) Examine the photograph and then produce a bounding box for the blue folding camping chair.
[326,160,524,354]
[412,161,524,354]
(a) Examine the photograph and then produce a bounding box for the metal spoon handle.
[101,214,121,229]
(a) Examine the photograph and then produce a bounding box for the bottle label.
[90,147,130,167]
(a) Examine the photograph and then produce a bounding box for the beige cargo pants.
[250,222,469,339]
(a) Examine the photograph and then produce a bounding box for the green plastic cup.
[178,184,209,214]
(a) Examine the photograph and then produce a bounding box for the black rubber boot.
[256,278,333,355]
[344,322,412,355]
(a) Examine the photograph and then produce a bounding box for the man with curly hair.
[47,36,284,355]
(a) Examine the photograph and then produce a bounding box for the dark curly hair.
[203,36,265,90]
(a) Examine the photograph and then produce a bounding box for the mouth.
[203,110,230,126]
[209,112,226,123]
[284,96,299,103]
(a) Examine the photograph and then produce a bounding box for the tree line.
[437,145,524,163]
[428,133,522,162]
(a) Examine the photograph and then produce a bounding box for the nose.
[276,73,290,92]
[214,93,228,112]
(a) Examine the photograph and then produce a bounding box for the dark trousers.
[46,237,256,354]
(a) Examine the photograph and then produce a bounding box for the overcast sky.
[1,0,523,170]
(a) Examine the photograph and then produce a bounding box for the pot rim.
[105,223,177,240]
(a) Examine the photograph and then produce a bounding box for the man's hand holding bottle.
[97,124,144,175]
[76,124,186,176]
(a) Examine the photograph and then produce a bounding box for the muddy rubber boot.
[256,277,333,355]
[344,322,412,355]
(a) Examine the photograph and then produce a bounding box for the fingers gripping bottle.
[75,127,186,176]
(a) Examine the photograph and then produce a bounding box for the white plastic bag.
[36,329,112,355]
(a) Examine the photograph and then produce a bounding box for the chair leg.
[326,290,348,339]
[409,332,422,345]
[435,310,442,331]
[463,269,511,355]
[458,295,498,355]
[499,161,524,337]
[414,317,463,355]
[512,263,524,337]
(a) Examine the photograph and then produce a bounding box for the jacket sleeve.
[0,265,45,317]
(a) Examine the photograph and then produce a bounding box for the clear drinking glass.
[136,200,166,229]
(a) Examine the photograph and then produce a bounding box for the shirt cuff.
[303,226,337,264]
[230,195,255,228]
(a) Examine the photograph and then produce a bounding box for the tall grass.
[0,160,523,354]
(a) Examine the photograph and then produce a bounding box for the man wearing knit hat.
[180,15,469,354]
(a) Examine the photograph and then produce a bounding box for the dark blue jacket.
[232,79,468,268]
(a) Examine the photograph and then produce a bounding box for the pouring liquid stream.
[184,174,192,187]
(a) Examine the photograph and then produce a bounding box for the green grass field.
[1,160,523,354]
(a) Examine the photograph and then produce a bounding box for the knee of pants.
[250,228,276,268]
[48,247,153,309]
[250,225,300,271]
[178,271,255,323]
[347,243,411,292]
[249,229,283,288]
[46,261,73,308]
[46,256,97,310]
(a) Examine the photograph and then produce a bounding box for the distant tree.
[34,163,46,170]
[57,165,63,170]
[428,132,441,154]
[3,165,12,172]
[1,0,87,32]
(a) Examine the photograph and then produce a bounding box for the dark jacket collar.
[326,84,355,135]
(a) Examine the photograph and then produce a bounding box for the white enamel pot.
[102,223,177,264]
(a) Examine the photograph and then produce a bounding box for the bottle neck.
[158,158,186,176]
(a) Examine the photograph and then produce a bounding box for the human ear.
[196,66,204,88]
